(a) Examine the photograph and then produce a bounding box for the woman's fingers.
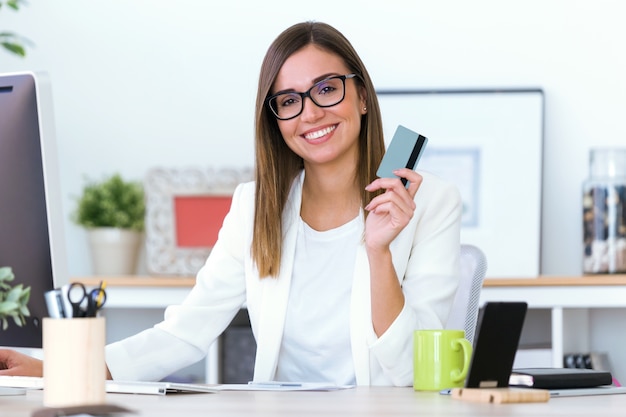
[365,169,423,214]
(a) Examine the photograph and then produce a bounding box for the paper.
[215,382,355,391]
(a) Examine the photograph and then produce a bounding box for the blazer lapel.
[252,173,303,381]
[350,237,372,385]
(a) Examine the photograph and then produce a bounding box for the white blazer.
[106,170,462,386]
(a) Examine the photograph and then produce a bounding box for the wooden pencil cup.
[42,317,106,407]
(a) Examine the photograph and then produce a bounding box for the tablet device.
[464,301,528,388]
[377,125,427,187]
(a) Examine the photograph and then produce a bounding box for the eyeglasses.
[266,73,359,121]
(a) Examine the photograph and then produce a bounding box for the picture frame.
[145,166,253,275]
[377,89,544,278]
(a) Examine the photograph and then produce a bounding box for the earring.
[363,106,367,112]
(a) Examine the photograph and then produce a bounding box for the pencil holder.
[42,317,106,407]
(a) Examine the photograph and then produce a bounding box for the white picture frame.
[377,89,544,278]
[144,166,253,275]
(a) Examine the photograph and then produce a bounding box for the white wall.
[2,0,626,277]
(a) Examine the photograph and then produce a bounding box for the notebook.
[0,375,217,396]
[509,367,613,389]
[509,368,626,397]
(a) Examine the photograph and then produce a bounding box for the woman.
[0,21,461,386]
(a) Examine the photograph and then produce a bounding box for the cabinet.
[72,275,626,384]
[480,275,626,382]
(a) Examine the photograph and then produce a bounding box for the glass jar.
[582,148,626,273]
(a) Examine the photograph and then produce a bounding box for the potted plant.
[0,266,30,330]
[0,0,31,58]
[73,173,146,275]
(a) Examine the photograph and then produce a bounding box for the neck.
[300,164,361,231]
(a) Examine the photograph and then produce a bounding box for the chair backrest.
[445,244,488,345]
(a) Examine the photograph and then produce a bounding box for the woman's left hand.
[364,168,423,250]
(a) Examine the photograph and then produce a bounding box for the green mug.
[413,329,473,391]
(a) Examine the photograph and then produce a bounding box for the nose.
[299,96,324,122]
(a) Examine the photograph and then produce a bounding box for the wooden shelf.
[73,274,626,288]
[484,275,626,287]
[72,276,196,287]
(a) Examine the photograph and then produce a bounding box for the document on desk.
[215,382,355,391]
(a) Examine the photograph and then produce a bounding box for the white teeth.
[304,125,336,140]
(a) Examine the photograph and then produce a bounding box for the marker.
[44,289,66,318]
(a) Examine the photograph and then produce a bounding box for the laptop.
[548,385,626,397]
[0,375,217,396]
[106,380,217,395]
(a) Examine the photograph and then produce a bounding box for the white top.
[105,170,462,386]
[275,215,361,385]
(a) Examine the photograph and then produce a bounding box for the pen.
[44,289,67,318]
[248,381,302,387]
[96,280,107,307]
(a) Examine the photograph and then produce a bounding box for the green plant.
[0,266,30,330]
[73,173,146,231]
[0,0,31,57]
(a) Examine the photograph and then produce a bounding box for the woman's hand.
[364,168,423,335]
[364,168,423,250]
[0,349,43,377]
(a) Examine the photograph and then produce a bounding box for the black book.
[509,367,613,389]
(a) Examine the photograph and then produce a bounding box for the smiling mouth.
[303,125,336,140]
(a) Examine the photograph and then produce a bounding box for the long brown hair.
[252,21,385,278]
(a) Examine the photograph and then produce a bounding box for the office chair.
[445,244,488,345]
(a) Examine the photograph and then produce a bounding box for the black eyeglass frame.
[266,73,360,121]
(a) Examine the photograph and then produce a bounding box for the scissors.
[66,282,107,318]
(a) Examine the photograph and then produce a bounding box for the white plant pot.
[87,228,143,275]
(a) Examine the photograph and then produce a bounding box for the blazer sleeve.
[105,182,254,381]
[368,172,463,386]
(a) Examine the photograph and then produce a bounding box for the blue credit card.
[376,125,428,187]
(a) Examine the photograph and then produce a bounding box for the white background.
[378,92,544,277]
[2,0,626,277]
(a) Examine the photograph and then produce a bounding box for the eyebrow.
[272,72,342,95]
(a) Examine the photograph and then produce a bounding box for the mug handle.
[450,338,473,383]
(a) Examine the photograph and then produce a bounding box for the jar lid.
[590,148,626,178]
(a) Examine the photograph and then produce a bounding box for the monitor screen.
[0,72,68,349]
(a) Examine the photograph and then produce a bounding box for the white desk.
[5,387,626,417]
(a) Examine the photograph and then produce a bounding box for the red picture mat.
[174,196,232,248]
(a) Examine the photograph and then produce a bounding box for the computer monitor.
[0,72,68,350]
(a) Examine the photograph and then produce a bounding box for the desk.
[4,387,626,417]
[73,275,626,383]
